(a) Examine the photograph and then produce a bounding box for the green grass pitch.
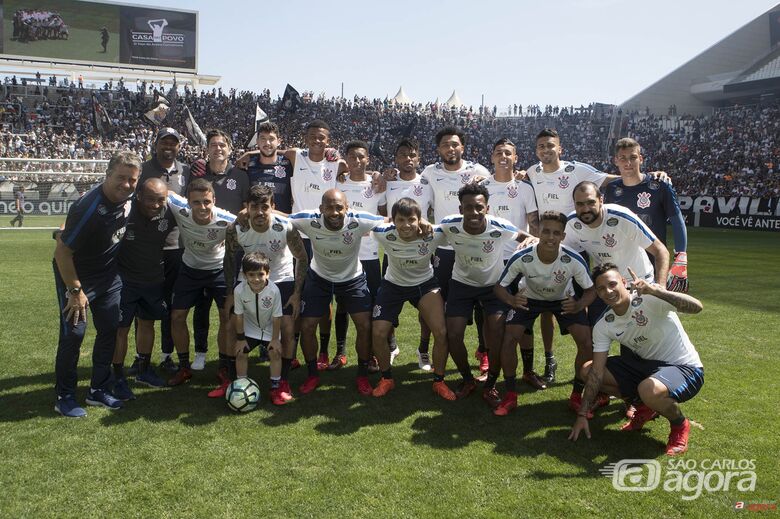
[0,226,777,517]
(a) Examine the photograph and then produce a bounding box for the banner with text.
[679,196,780,232]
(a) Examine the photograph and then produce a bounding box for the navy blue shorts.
[373,277,440,323]
[361,259,381,298]
[606,348,704,403]
[276,280,295,317]
[433,248,455,301]
[300,270,372,318]
[505,298,588,332]
[172,264,227,310]
[243,337,270,353]
[118,277,167,327]
[445,279,507,318]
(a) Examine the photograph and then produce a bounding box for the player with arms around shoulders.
[569,264,704,456]
[232,252,283,396]
[494,211,595,416]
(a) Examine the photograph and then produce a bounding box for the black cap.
[156,127,182,142]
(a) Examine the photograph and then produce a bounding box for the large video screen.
[0,0,197,71]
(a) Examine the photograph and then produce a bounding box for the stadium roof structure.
[444,90,463,107]
[621,3,780,115]
[391,86,412,104]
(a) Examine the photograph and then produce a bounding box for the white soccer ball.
[225,377,261,412]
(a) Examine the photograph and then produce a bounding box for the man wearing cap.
[137,127,191,374]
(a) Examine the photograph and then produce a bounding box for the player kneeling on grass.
[494,211,596,416]
[569,264,704,456]
[232,252,285,404]
[370,197,454,399]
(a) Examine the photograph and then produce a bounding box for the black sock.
[227,356,237,381]
[572,378,585,393]
[459,368,474,382]
[112,363,124,379]
[306,359,318,377]
[218,352,229,371]
[545,351,555,361]
[319,333,330,355]
[433,374,444,383]
[670,414,686,426]
[138,353,151,373]
[357,358,369,377]
[270,377,280,389]
[485,370,499,390]
[521,348,534,373]
[505,376,517,393]
[381,369,393,380]
[177,352,190,369]
[336,340,346,356]
[418,338,430,354]
[335,312,348,346]
[475,310,486,352]
[281,358,292,380]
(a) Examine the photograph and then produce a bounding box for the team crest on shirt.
[506,309,515,321]
[216,220,228,227]
[179,208,189,217]
[372,305,382,318]
[614,187,623,197]
[269,239,282,252]
[632,310,648,326]
[272,223,284,232]
[603,233,617,247]
[348,221,359,230]
[535,165,542,173]
[606,217,619,227]
[521,255,533,263]
[418,242,430,255]
[311,220,321,228]
[649,181,660,190]
[565,164,575,173]
[420,178,429,185]
[413,184,424,196]
[363,186,374,198]
[490,230,502,238]
[558,175,570,189]
[637,192,651,209]
[573,221,582,230]
[460,173,471,184]
[560,255,571,263]
[386,233,397,241]
[207,229,219,240]
[97,204,107,216]
[482,240,495,253]
[343,232,354,244]
[157,219,168,232]
[507,185,518,198]
[323,169,333,181]
[260,296,272,309]
[226,179,237,191]
[449,226,459,234]
[274,165,287,178]
[553,269,566,284]
[632,296,643,307]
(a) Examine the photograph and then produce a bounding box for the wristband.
[236,333,246,340]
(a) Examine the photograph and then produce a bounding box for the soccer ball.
[225,377,261,412]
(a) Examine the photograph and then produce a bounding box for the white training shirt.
[383,174,432,216]
[499,244,592,301]
[481,176,538,260]
[233,280,283,342]
[439,214,519,287]
[235,215,295,284]
[290,149,338,214]
[563,204,657,281]
[167,192,236,271]
[593,292,703,368]
[339,177,386,261]
[289,210,384,282]
[372,224,448,286]
[525,160,607,214]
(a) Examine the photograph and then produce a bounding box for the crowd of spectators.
[1,75,778,199]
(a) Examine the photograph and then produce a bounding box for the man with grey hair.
[53,151,141,417]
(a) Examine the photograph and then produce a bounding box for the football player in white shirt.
[569,264,704,456]
[439,183,534,404]
[223,185,309,405]
[289,189,384,396]
[166,179,235,391]
[232,252,283,399]
[371,198,454,399]
[495,212,597,416]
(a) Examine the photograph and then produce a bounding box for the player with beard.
[243,121,294,214]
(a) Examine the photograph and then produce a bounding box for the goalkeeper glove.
[666,251,688,293]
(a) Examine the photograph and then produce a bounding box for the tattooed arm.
[286,228,309,320]
[628,267,702,314]
[223,224,240,289]
[569,351,608,441]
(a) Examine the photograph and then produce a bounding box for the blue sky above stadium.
[159,0,774,108]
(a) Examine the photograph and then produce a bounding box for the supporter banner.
[0,0,197,71]
[679,196,780,232]
[0,199,75,215]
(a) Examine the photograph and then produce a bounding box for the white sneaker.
[417,350,432,372]
[191,352,207,371]
[389,346,401,366]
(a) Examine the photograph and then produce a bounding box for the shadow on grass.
[0,360,669,471]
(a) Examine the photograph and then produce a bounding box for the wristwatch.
[67,286,82,296]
